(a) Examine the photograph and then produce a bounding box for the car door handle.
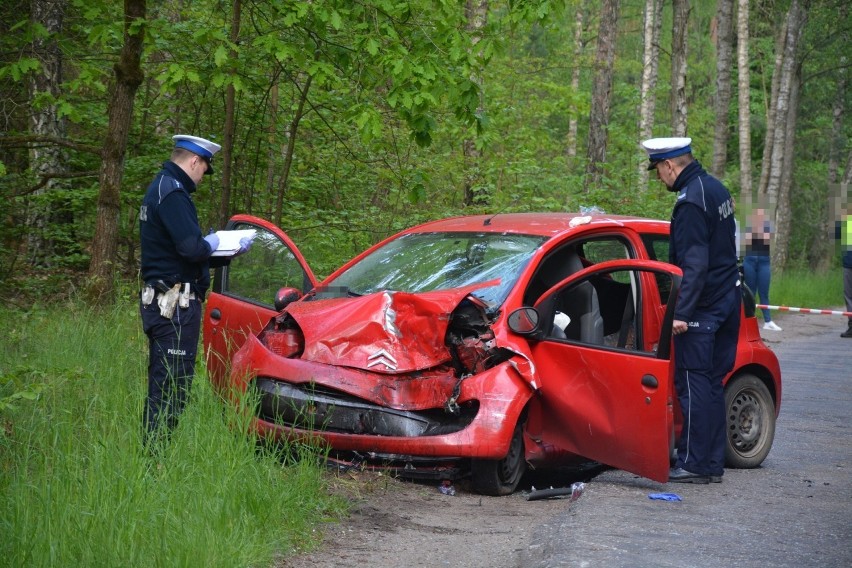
[641,374,658,389]
[210,308,221,320]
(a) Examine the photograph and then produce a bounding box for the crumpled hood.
[282,284,492,373]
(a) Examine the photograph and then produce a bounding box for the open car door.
[525,259,681,483]
[203,214,317,390]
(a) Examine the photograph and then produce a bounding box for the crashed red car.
[203,213,781,495]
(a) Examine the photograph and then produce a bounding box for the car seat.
[559,252,605,344]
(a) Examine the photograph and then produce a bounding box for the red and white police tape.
[757,304,852,317]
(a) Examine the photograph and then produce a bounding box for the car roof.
[404,212,670,238]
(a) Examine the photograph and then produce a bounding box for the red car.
[204,213,781,495]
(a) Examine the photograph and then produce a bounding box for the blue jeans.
[744,255,772,322]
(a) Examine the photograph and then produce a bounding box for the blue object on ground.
[648,492,682,501]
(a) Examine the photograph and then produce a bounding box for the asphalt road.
[518,315,852,568]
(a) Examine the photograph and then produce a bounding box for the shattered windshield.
[324,232,545,308]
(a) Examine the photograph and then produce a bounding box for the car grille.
[252,377,478,437]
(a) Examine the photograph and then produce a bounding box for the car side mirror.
[507,307,541,335]
[274,287,302,312]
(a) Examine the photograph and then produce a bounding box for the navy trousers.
[672,286,741,476]
[140,298,202,446]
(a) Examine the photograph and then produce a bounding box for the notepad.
[210,229,256,257]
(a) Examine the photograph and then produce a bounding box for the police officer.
[643,137,740,484]
[139,134,247,448]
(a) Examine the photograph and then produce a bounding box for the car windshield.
[323,232,546,308]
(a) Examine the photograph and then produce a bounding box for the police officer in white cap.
[138,134,249,449]
[643,136,740,485]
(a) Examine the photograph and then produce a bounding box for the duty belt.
[141,282,196,317]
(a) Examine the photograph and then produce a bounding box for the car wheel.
[725,373,776,468]
[470,420,526,496]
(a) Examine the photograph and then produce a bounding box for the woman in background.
[744,207,782,331]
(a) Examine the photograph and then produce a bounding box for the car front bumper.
[229,334,534,459]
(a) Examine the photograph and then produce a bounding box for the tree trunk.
[584,0,620,193]
[764,0,806,217]
[275,74,312,226]
[463,0,488,207]
[265,80,279,218]
[736,0,752,197]
[566,4,586,164]
[827,8,847,187]
[772,70,801,272]
[757,19,787,196]
[637,0,663,190]
[86,0,146,302]
[219,0,241,227]
[26,0,67,267]
[711,0,735,177]
[671,0,690,137]
[817,4,847,271]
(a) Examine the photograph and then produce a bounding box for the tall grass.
[768,266,843,312]
[0,301,345,567]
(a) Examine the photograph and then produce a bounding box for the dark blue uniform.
[669,160,740,478]
[139,161,227,445]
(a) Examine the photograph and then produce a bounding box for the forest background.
[0,0,850,303]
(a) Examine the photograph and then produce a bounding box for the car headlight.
[261,328,304,358]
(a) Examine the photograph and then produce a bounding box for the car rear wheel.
[470,420,526,496]
[725,373,776,468]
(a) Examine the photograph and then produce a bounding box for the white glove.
[203,233,220,252]
[236,235,254,255]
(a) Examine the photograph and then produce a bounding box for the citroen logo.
[367,348,398,371]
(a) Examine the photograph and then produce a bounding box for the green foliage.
[0,367,48,413]
[0,0,847,293]
[0,57,40,81]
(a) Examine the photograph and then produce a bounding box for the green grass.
[0,301,346,567]
[767,266,843,312]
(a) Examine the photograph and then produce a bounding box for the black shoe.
[841,326,852,338]
[709,475,723,483]
[668,468,710,484]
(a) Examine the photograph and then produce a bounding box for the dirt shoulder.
[279,470,575,568]
[278,309,846,568]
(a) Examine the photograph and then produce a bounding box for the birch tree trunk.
[219,0,241,227]
[764,0,806,218]
[566,4,586,164]
[736,0,752,197]
[86,0,146,302]
[712,0,735,177]
[584,0,620,193]
[757,20,787,196]
[772,70,801,272]
[671,0,690,137]
[463,0,488,207]
[26,0,67,267]
[637,0,663,190]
